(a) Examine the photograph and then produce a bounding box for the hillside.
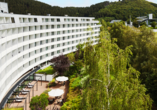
[96,0,157,21]
[0,0,109,17]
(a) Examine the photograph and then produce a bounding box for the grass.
[155,32,157,38]
[36,66,54,75]
[3,108,23,110]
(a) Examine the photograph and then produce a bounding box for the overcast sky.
[37,0,157,7]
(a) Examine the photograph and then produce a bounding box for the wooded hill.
[1,0,157,22]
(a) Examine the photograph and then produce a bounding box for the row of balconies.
[0,24,99,38]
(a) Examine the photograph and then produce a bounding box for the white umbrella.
[56,76,69,82]
[48,89,64,97]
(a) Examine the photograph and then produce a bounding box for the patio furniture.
[27,83,33,88]
[58,99,64,106]
[48,89,64,97]
[15,95,22,102]
[21,88,28,94]
[56,76,68,86]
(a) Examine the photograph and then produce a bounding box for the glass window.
[35,42,37,46]
[40,48,42,52]
[63,37,65,40]
[51,45,54,49]
[57,31,60,35]
[51,25,54,28]
[51,32,54,35]
[63,49,65,52]
[57,50,60,53]
[51,52,54,55]
[72,41,74,44]
[46,32,48,36]
[72,35,74,38]
[57,38,60,41]
[46,54,48,57]
[51,38,54,42]
[51,18,54,22]
[45,18,49,22]
[46,40,48,43]
[57,18,60,22]
[40,41,42,45]
[68,36,70,39]
[68,24,70,27]
[68,48,70,50]
[68,42,70,45]
[35,50,36,54]
[57,25,60,28]
[68,30,70,33]
[57,44,60,47]
[40,56,42,60]
[46,25,48,29]
[46,47,48,50]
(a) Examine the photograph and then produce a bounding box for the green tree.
[67,53,75,64]
[80,24,152,110]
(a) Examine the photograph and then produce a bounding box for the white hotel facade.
[0,2,101,106]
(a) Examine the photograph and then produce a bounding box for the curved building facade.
[0,3,101,104]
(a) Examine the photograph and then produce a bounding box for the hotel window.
[63,31,65,34]
[57,18,60,22]
[51,45,54,49]
[11,17,15,23]
[57,25,60,28]
[57,50,60,53]
[68,19,70,21]
[57,38,60,41]
[57,44,60,47]
[51,52,54,55]
[45,18,49,22]
[46,54,48,57]
[35,26,37,30]
[46,32,48,36]
[76,29,78,32]
[63,24,65,28]
[68,48,70,51]
[76,24,78,27]
[68,36,70,39]
[46,25,48,29]
[57,31,60,35]
[40,56,42,60]
[68,30,70,33]
[63,49,65,52]
[68,24,70,27]
[72,24,74,27]
[40,41,42,45]
[63,43,65,46]
[76,35,78,38]
[35,42,37,46]
[72,19,74,21]
[68,42,70,45]
[72,46,74,50]
[51,18,54,22]
[40,26,42,29]
[72,35,74,38]
[35,58,36,62]
[76,19,78,21]
[51,25,54,28]
[34,18,38,22]
[63,37,65,40]
[51,32,54,35]
[64,19,66,21]
[35,50,36,54]
[72,30,74,33]
[76,40,78,43]
[72,41,74,44]
[51,38,54,42]
[46,47,48,50]
[40,48,42,52]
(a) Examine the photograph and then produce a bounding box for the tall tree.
[80,24,152,110]
[50,54,70,75]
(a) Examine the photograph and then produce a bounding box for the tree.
[80,24,152,110]
[151,21,156,29]
[67,53,75,64]
[140,21,147,26]
[30,94,48,110]
[50,54,70,75]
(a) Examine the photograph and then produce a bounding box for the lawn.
[36,66,54,75]
[3,108,23,110]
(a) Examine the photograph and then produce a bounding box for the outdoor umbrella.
[48,89,64,97]
[56,76,68,82]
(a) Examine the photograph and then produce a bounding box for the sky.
[37,0,157,7]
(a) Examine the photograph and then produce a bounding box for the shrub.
[30,94,48,110]
[71,77,81,90]
[36,66,55,75]
[46,78,56,87]
[43,88,51,95]
[151,21,156,29]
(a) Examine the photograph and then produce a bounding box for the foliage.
[60,78,81,110]
[50,54,70,75]
[67,53,75,64]
[43,88,51,95]
[151,21,157,29]
[133,18,139,27]
[109,22,157,105]
[30,94,48,110]
[36,66,54,75]
[47,78,56,87]
[71,77,82,90]
[140,21,147,26]
[80,23,152,110]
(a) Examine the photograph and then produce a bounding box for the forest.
[1,0,157,22]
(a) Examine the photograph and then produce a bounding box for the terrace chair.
[27,83,33,88]
[21,88,28,94]
[15,95,22,102]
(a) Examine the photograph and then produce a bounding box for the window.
[63,24,65,28]
[63,49,65,52]
[35,42,37,46]
[40,41,42,45]
[40,48,42,52]
[51,45,54,49]
[63,37,65,40]
[57,25,60,28]
[51,18,54,22]
[57,18,60,22]
[46,54,48,57]
[46,47,48,50]
[51,38,54,42]
[57,38,60,41]
[72,47,74,50]
[72,41,74,44]
[51,32,54,35]
[11,17,15,23]
[76,19,78,21]
[34,18,38,22]
[35,50,36,54]
[40,33,42,37]
[68,30,70,33]
[57,31,60,35]
[57,44,60,47]
[68,36,70,39]
[51,25,54,28]
[40,56,42,60]
[68,42,70,45]
[68,24,70,27]
[76,40,78,43]
[35,26,37,30]
[40,26,42,29]
[68,48,70,51]
[76,35,78,38]
[35,58,36,62]
[51,52,54,55]
[45,18,49,22]
[57,50,60,53]
[72,24,74,27]
[46,25,48,29]
[68,19,70,21]
[63,43,65,46]
[63,31,65,34]
[72,35,74,38]
[46,32,48,36]
[76,24,78,27]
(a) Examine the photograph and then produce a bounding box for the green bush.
[43,88,51,95]
[71,77,81,90]
[46,78,56,87]
[36,66,55,74]
[30,94,48,110]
